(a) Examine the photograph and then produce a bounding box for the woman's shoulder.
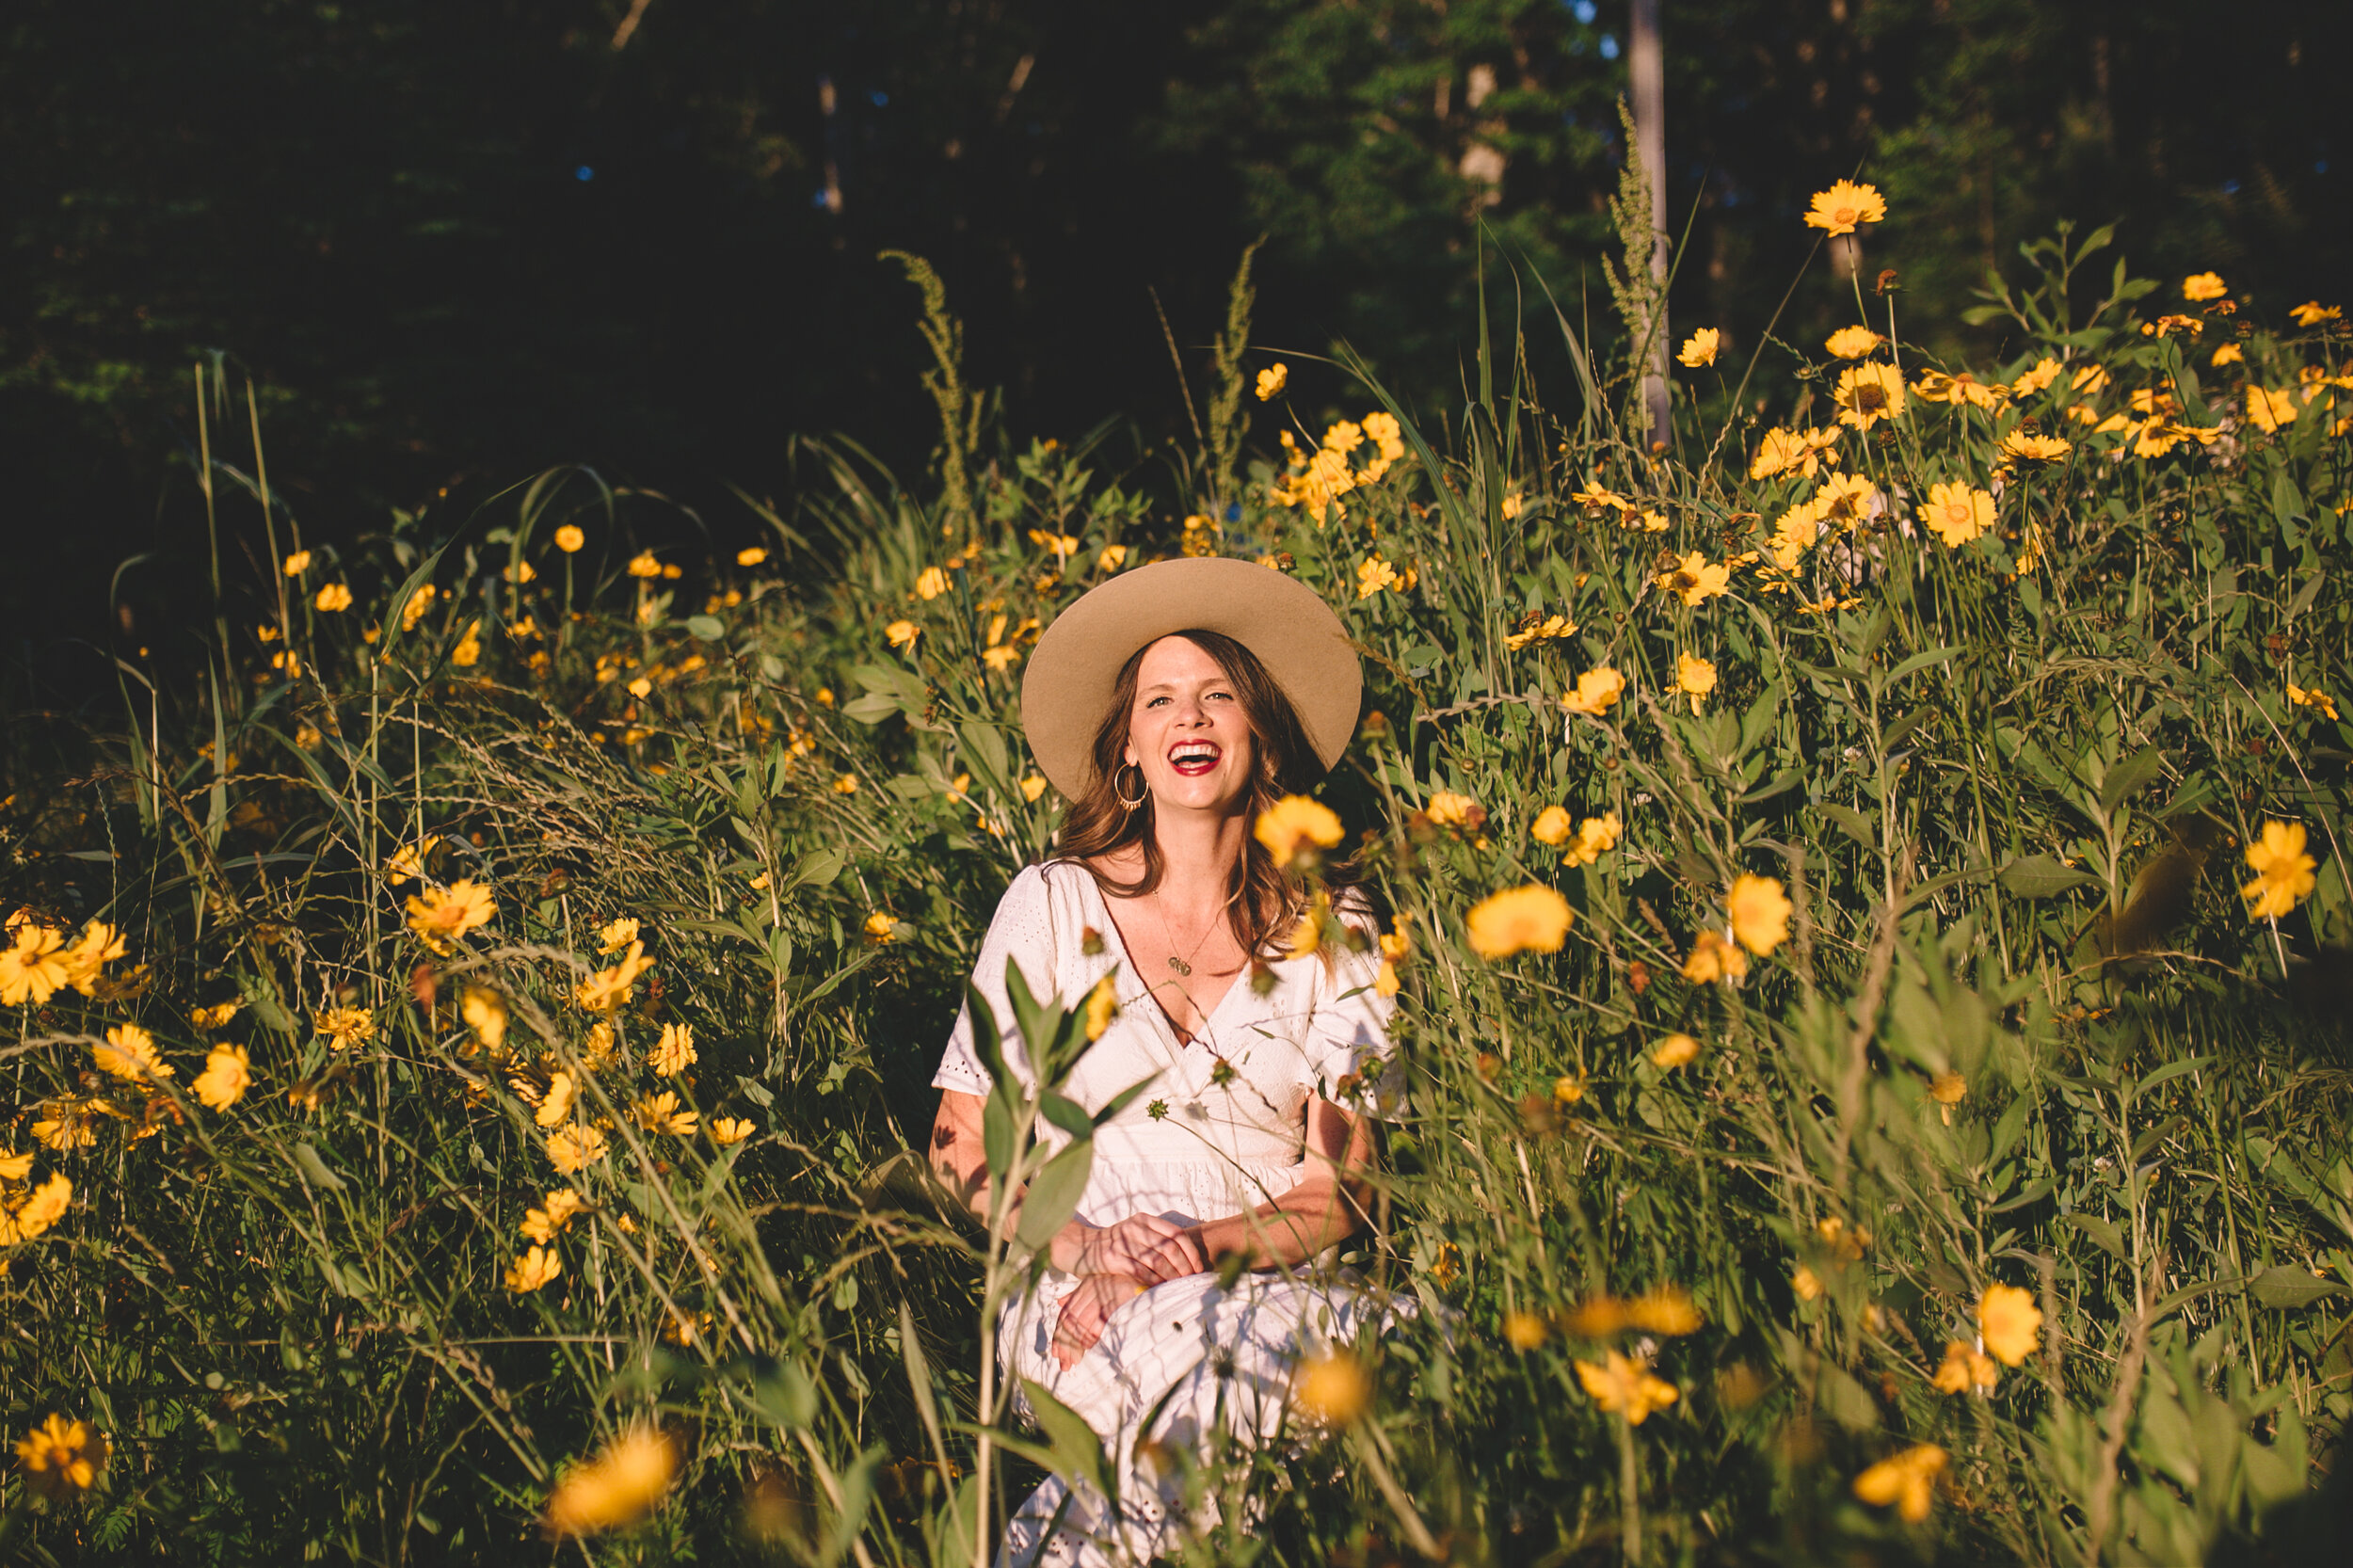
[985,860,1095,932]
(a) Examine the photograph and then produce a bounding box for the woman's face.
[1123,635,1255,817]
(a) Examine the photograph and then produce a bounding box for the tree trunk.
[1629,0,1670,445]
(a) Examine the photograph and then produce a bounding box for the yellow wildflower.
[1676,328,1721,368]
[1561,665,1625,716]
[863,910,898,944]
[405,879,495,954]
[1854,1445,1947,1523]
[32,1098,110,1151]
[1921,481,1994,548]
[1672,652,1718,713]
[1823,326,1882,360]
[399,582,439,632]
[553,524,585,552]
[1356,555,1401,599]
[885,618,920,649]
[1792,1264,1823,1301]
[2141,313,2204,339]
[315,583,354,612]
[1504,1309,1549,1350]
[1803,180,1886,236]
[14,1415,107,1499]
[2011,357,2062,395]
[1561,812,1622,869]
[544,1425,679,1537]
[1999,430,2071,463]
[1083,976,1119,1042]
[1651,1033,1699,1069]
[649,1023,696,1077]
[0,1171,72,1244]
[315,1007,376,1051]
[190,1000,242,1032]
[574,941,654,1013]
[281,550,312,576]
[1531,806,1573,847]
[536,1071,578,1129]
[2247,385,2300,434]
[1021,774,1048,803]
[1254,795,1344,869]
[1292,1351,1370,1426]
[709,1116,755,1145]
[1749,426,1830,481]
[2211,343,2244,367]
[2289,301,2342,328]
[1465,886,1573,959]
[93,1024,172,1083]
[1423,792,1482,831]
[2182,272,2227,302]
[1657,550,1732,608]
[57,921,125,997]
[633,1091,697,1137]
[2288,682,2340,721]
[0,916,72,1007]
[598,917,641,953]
[626,551,663,579]
[1503,612,1577,651]
[735,545,768,568]
[1929,1071,1967,1125]
[1628,1285,1704,1336]
[1682,928,1747,984]
[2242,821,2318,920]
[545,1123,609,1175]
[1977,1283,2042,1367]
[1932,1339,1999,1395]
[193,1045,251,1111]
[913,566,949,600]
[504,1245,562,1293]
[1553,1074,1586,1106]
[1726,873,1793,955]
[1255,363,1289,400]
[521,1189,586,1243]
[1575,1351,1679,1424]
[384,836,440,886]
[1833,361,1906,431]
[1096,544,1128,572]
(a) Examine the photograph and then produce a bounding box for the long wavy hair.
[1052,629,1339,960]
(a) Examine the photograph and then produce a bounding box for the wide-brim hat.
[1020,556,1362,802]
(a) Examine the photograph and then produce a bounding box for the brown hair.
[1052,629,1339,959]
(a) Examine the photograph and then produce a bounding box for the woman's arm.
[1187,1096,1376,1271]
[927,1089,1203,1282]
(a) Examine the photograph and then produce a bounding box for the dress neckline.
[1071,865,1245,1050]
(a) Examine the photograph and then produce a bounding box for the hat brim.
[1020,557,1362,802]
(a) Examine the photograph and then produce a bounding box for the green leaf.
[1817,803,1876,849]
[293,1144,348,1193]
[684,615,725,641]
[2065,1211,2129,1262]
[2247,1266,2345,1310]
[2131,1055,2211,1105]
[1015,1140,1096,1253]
[840,692,901,725]
[1998,856,2096,899]
[1016,1378,1116,1500]
[2100,745,2166,817]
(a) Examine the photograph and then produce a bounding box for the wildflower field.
[4,186,2352,1565]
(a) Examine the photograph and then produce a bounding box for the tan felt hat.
[1020,556,1362,801]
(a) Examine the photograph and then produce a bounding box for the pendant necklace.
[1153,891,1218,979]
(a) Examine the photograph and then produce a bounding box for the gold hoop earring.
[1114,762,1148,811]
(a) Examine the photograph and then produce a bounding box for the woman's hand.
[1051,1273,1149,1369]
[1051,1213,1206,1287]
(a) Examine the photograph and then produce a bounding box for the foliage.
[3,204,2353,1566]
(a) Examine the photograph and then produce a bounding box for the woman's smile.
[1126,636,1252,811]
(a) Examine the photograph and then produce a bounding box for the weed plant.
[2,203,2350,1565]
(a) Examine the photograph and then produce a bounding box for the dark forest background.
[4,0,2345,696]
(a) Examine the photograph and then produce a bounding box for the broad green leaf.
[2246,1266,2345,1310]
[1998,856,2096,899]
[1015,1140,1096,1253]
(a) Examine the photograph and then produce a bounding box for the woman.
[927,556,1398,1567]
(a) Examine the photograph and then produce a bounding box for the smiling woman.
[926,558,1401,1567]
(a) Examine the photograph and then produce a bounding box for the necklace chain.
[1153,891,1220,978]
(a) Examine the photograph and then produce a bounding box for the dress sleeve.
[933,865,1057,1097]
[1299,899,1400,1114]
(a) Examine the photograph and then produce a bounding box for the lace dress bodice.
[932,861,1394,1228]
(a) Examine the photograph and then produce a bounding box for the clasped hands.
[1047,1213,1207,1369]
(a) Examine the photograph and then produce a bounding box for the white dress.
[933,861,1399,1567]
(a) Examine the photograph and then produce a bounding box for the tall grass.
[2,215,2349,1566]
